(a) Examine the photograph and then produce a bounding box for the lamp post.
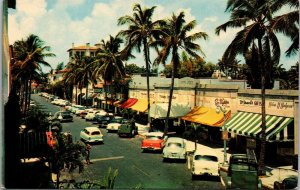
[216,105,228,166]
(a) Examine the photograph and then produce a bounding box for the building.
[126,75,298,164]
[67,42,98,62]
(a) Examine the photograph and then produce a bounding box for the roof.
[85,126,101,132]
[166,137,185,143]
[67,45,98,52]
[194,149,217,157]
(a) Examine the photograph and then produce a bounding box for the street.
[32,94,223,189]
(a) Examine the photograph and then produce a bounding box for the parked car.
[75,107,87,116]
[227,154,262,189]
[141,132,167,152]
[117,119,137,137]
[80,127,104,143]
[191,149,219,179]
[97,115,114,128]
[162,137,187,161]
[85,110,102,121]
[274,176,298,190]
[53,111,73,122]
[106,117,127,132]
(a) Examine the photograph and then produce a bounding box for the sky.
[8,0,298,73]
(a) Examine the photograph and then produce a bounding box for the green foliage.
[56,62,64,70]
[52,134,86,174]
[125,63,146,75]
[22,106,50,132]
[100,167,119,189]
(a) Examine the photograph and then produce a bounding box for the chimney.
[85,43,90,57]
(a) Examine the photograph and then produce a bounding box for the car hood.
[142,139,163,144]
[107,123,121,127]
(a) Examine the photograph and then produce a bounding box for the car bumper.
[163,154,186,160]
[142,146,162,151]
[192,170,219,176]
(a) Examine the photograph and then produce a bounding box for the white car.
[191,149,219,179]
[51,99,62,105]
[106,117,125,132]
[80,127,104,143]
[162,137,187,161]
[85,110,102,121]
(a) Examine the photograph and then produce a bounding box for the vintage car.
[141,132,167,152]
[227,154,262,189]
[162,137,187,161]
[117,119,137,137]
[85,110,104,121]
[53,111,73,122]
[274,176,298,190]
[106,117,127,132]
[80,127,104,143]
[191,149,219,179]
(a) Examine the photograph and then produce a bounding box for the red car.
[141,132,167,152]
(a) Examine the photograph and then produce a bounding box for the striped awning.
[120,98,138,109]
[130,99,151,112]
[226,112,294,142]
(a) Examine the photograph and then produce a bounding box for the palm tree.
[93,35,128,110]
[215,0,286,174]
[155,12,208,136]
[12,34,55,114]
[271,0,299,56]
[63,54,82,104]
[118,3,163,126]
[76,56,96,106]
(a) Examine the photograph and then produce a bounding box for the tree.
[118,3,163,126]
[124,63,146,75]
[215,0,288,174]
[155,11,208,136]
[11,34,55,114]
[56,62,64,71]
[93,35,128,110]
[271,0,299,56]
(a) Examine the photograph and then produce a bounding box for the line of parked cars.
[39,92,220,181]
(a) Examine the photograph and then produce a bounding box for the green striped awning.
[226,112,294,142]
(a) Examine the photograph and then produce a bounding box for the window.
[91,131,101,135]
[194,155,218,162]
[146,136,162,140]
[167,142,182,148]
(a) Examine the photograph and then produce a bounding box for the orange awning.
[120,98,138,109]
[130,99,152,112]
[181,107,231,127]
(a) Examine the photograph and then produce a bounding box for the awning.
[181,107,231,127]
[120,98,138,109]
[130,99,151,112]
[149,103,191,119]
[226,112,294,142]
[113,100,122,107]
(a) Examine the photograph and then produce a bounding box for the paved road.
[32,94,224,189]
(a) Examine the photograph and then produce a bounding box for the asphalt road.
[32,94,224,189]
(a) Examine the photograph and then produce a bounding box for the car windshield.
[194,155,218,162]
[146,136,162,140]
[231,163,257,171]
[91,131,101,135]
[111,118,122,123]
[167,142,182,148]
[61,113,70,116]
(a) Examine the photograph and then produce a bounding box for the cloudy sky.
[8,0,298,73]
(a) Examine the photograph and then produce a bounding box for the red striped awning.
[120,98,138,109]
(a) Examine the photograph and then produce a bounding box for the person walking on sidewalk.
[85,143,92,165]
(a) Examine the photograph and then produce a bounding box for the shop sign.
[222,131,228,140]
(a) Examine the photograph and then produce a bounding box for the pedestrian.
[85,143,92,165]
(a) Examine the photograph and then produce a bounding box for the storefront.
[225,89,298,164]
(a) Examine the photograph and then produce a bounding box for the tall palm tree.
[215,0,285,174]
[12,34,55,114]
[93,35,128,110]
[75,56,96,106]
[63,54,82,104]
[155,12,208,136]
[118,3,163,126]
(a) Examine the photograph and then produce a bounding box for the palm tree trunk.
[105,80,108,110]
[258,38,266,175]
[23,79,29,115]
[80,88,82,105]
[86,83,88,106]
[143,39,151,127]
[75,85,78,104]
[28,79,32,112]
